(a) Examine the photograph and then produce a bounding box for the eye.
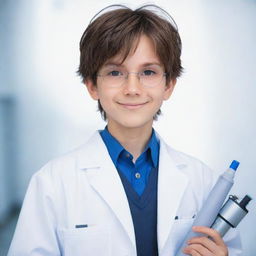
[142,70,156,76]
[107,70,123,76]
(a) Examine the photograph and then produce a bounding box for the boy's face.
[86,35,176,131]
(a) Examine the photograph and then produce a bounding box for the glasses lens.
[140,68,165,87]
[98,68,124,87]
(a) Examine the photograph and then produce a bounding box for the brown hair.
[77,4,183,120]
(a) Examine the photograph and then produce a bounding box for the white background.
[0,0,255,254]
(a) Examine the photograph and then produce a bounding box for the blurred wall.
[0,0,255,254]
[0,0,20,222]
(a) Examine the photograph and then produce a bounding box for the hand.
[182,226,228,256]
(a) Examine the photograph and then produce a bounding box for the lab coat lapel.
[78,132,136,247]
[157,138,189,252]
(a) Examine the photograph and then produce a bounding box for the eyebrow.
[103,62,163,68]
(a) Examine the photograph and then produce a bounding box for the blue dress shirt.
[100,127,159,196]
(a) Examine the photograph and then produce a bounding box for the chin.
[119,118,153,129]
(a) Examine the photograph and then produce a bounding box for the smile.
[118,102,148,110]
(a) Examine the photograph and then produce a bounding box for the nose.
[123,73,142,95]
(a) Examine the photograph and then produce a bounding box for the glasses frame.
[97,70,167,88]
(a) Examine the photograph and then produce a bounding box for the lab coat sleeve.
[8,163,61,256]
[225,228,243,255]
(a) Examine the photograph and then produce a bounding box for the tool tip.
[230,160,240,171]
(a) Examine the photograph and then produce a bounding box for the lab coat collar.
[76,131,189,252]
[156,134,189,253]
[77,131,105,169]
[77,131,136,247]
[77,131,187,169]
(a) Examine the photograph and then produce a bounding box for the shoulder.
[158,134,218,196]
[158,135,219,211]
[31,131,105,183]
[159,134,215,177]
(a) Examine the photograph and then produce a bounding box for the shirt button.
[135,172,141,179]
[126,153,130,158]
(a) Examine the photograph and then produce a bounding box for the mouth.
[117,102,148,110]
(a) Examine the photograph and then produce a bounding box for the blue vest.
[118,167,158,256]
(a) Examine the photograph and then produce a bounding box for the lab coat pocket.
[166,217,195,255]
[58,225,110,256]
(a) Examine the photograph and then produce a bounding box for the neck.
[107,123,153,161]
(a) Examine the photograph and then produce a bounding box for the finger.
[192,226,226,246]
[183,244,213,256]
[183,247,202,256]
[189,249,201,256]
[188,236,217,252]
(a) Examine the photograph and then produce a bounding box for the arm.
[8,165,61,256]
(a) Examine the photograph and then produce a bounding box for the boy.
[8,4,242,256]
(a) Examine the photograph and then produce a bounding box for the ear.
[85,79,99,100]
[163,79,176,100]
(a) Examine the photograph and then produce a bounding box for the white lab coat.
[8,131,242,256]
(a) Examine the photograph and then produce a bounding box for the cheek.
[97,91,115,110]
[153,89,169,103]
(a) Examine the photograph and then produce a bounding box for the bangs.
[102,34,142,66]
[94,13,150,69]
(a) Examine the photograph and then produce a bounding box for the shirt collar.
[100,126,159,167]
[100,126,124,166]
[145,130,159,168]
